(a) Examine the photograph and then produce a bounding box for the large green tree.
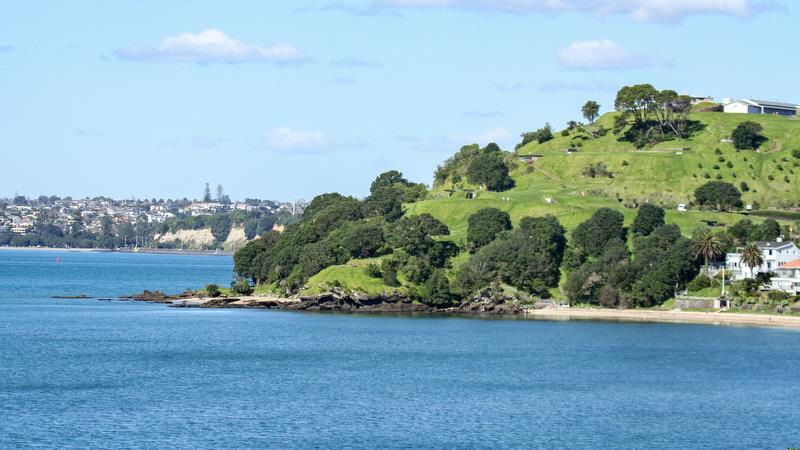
[571,208,626,257]
[694,181,742,211]
[466,152,514,191]
[630,204,665,236]
[467,208,512,250]
[731,121,765,150]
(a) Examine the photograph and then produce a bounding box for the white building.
[770,260,800,294]
[722,99,798,116]
[726,239,800,280]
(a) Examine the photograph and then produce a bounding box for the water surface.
[1,249,799,448]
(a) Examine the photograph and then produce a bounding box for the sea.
[1,248,799,449]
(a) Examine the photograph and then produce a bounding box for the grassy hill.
[303,111,800,295]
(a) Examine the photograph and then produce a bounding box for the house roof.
[729,98,800,110]
[756,240,795,250]
[780,259,800,269]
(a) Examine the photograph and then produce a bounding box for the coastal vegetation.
[234,84,800,309]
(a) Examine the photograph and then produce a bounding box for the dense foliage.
[694,181,742,211]
[613,84,695,148]
[630,204,665,236]
[434,143,513,192]
[467,208,512,250]
[731,121,766,150]
[455,216,566,297]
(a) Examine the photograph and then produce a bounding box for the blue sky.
[0,0,796,201]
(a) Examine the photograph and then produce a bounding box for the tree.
[582,100,600,123]
[752,219,781,241]
[455,215,566,297]
[731,121,765,150]
[614,84,658,125]
[467,208,512,250]
[692,229,723,275]
[631,204,665,236]
[203,183,212,202]
[571,208,625,257]
[421,270,454,306]
[694,181,742,211]
[466,152,514,191]
[740,243,764,279]
[216,184,224,202]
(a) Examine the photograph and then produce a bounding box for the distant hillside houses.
[722,98,798,116]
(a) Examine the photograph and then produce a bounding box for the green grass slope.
[304,112,800,295]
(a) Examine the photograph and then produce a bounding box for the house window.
[768,262,773,269]
[769,250,773,256]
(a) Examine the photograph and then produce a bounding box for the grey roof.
[756,240,795,249]
[749,99,799,110]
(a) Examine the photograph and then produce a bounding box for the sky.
[0,0,797,202]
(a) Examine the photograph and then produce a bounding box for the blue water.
[2,250,800,449]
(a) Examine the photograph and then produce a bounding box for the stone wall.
[675,297,715,309]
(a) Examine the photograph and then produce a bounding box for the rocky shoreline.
[122,288,526,316]
[110,288,800,329]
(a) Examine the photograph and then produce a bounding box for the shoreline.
[0,246,232,256]
[116,291,800,330]
[525,308,800,329]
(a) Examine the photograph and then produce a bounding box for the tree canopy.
[467,208,512,250]
[694,181,742,211]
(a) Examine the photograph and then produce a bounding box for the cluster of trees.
[613,84,695,148]
[456,214,566,297]
[233,171,434,294]
[516,124,553,149]
[565,207,699,307]
[434,143,514,192]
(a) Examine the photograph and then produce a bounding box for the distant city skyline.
[1,0,796,200]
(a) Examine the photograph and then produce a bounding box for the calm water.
[1,249,800,449]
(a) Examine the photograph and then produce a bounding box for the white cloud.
[117,29,306,65]
[452,126,514,147]
[264,127,328,151]
[557,39,649,70]
[378,0,762,22]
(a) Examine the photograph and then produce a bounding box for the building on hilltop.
[722,98,798,116]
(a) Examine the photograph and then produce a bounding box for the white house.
[726,239,800,280]
[723,99,798,116]
[769,259,800,294]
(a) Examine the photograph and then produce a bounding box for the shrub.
[381,259,400,287]
[726,161,734,169]
[687,274,712,292]
[205,284,222,298]
[714,148,722,155]
[230,278,253,296]
[363,262,382,279]
[793,149,800,159]
[767,290,791,301]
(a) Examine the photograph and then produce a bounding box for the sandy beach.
[525,308,800,329]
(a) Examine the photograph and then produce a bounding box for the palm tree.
[692,230,723,275]
[740,243,764,279]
